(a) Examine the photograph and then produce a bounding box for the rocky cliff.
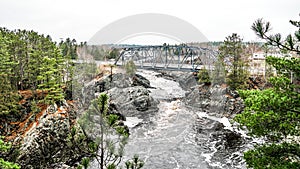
[17,101,78,168]
[31,73,158,167]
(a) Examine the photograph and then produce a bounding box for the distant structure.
[113,44,218,72]
[249,50,293,77]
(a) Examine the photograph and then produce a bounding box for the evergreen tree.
[0,28,68,105]
[234,17,300,169]
[0,137,20,169]
[108,48,119,60]
[59,38,78,60]
[125,155,144,169]
[78,93,129,169]
[0,31,20,115]
[37,55,64,104]
[197,67,211,85]
[218,33,249,89]
[124,60,137,77]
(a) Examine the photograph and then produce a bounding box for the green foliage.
[125,155,144,169]
[107,164,116,169]
[108,48,119,59]
[0,159,20,169]
[82,45,108,61]
[37,55,65,104]
[235,79,300,140]
[244,143,300,169]
[197,67,211,85]
[30,100,41,114]
[0,28,71,106]
[125,60,137,76]
[0,32,20,115]
[0,137,20,169]
[58,38,76,97]
[218,33,249,90]
[235,16,300,169]
[107,114,120,126]
[266,56,300,82]
[80,157,90,169]
[78,93,129,169]
[0,137,10,151]
[59,38,78,59]
[251,18,300,54]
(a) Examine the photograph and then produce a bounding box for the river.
[124,70,208,168]
[90,69,258,169]
[123,70,259,169]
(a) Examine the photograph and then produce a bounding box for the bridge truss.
[114,45,218,72]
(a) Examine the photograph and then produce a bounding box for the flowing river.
[90,69,260,169]
[123,70,259,169]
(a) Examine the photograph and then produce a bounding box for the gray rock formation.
[95,73,153,92]
[193,117,247,167]
[184,84,244,118]
[107,86,159,120]
[94,73,159,121]
[17,101,78,169]
[155,71,244,118]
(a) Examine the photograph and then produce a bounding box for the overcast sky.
[0,0,299,44]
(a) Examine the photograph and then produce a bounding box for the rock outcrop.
[184,84,244,118]
[193,117,247,168]
[95,73,153,92]
[93,73,159,119]
[107,86,159,120]
[17,101,78,169]
[154,71,244,118]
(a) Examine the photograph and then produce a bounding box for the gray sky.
[0,0,299,44]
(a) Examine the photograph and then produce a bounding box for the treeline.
[0,28,77,115]
[78,45,120,60]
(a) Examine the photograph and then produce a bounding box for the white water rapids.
[123,70,257,169]
[90,69,259,169]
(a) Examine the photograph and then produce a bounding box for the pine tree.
[37,56,64,104]
[0,28,67,105]
[218,33,249,90]
[211,58,226,85]
[234,16,300,169]
[197,67,211,85]
[124,60,137,77]
[0,31,20,116]
[0,137,20,169]
[78,93,129,169]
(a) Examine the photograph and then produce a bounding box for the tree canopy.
[216,33,249,89]
[0,28,74,111]
[234,16,300,169]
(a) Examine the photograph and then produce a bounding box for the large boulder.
[94,73,158,121]
[132,74,152,88]
[107,86,159,120]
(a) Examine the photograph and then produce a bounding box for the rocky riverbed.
[9,68,260,169]
[117,70,255,169]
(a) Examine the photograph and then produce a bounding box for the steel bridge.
[114,45,218,72]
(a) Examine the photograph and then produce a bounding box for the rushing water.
[123,70,261,169]
[123,70,208,169]
[91,69,258,169]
